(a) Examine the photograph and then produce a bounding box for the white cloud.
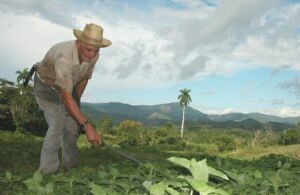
[0,0,77,27]
[233,36,300,71]
[198,107,236,115]
[0,12,71,80]
[153,0,294,80]
[201,106,300,118]
[1,0,299,82]
[262,107,300,118]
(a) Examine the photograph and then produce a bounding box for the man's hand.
[58,87,101,145]
[84,123,102,145]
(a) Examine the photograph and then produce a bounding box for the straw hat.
[73,23,111,48]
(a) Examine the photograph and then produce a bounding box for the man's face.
[76,40,100,62]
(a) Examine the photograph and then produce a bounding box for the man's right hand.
[84,124,102,145]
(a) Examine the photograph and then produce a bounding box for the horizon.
[82,100,300,118]
[0,0,300,117]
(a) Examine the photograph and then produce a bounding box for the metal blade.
[102,141,142,165]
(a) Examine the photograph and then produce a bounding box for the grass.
[222,144,300,160]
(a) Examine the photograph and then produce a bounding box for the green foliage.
[144,157,229,195]
[16,68,29,85]
[177,88,192,107]
[0,85,17,130]
[0,76,47,135]
[118,119,143,131]
[214,134,236,152]
[0,103,15,130]
[96,116,113,134]
[9,86,47,135]
[23,171,54,194]
[0,78,15,87]
[279,128,300,145]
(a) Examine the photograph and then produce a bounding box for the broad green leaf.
[224,170,239,181]
[277,161,282,169]
[89,182,107,195]
[98,170,109,180]
[129,173,142,180]
[23,171,44,192]
[33,171,43,183]
[45,182,54,194]
[166,186,180,195]
[149,181,167,195]
[237,173,247,186]
[253,170,263,179]
[143,162,155,170]
[282,162,292,169]
[167,157,191,170]
[268,173,281,194]
[177,175,185,179]
[143,180,152,190]
[23,178,35,190]
[5,171,12,180]
[185,178,229,195]
[117,181,130,189]
[208,166,229,181]
[109,168,119,177]
[190,158,208,183]
[23,178,44,192]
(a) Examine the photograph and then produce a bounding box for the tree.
[15,68,29,85]
[96,116,113,134]
[0,75,47,135]
[178,88,192,138]
[0,78,14,87]
[279,128,300,145]
[119,119,143,131]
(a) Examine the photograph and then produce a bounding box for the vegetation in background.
[279,126,300,145]
[0,72,47,135]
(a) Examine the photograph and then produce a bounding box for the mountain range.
[81,102,300,131]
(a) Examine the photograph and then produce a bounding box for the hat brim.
[73,29,111,48]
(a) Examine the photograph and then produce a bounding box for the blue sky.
[0,0,299,117]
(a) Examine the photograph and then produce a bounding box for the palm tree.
[16,68,29,85]
[178,88,192,139]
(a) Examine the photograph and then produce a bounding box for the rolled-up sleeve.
[54,58,73,94]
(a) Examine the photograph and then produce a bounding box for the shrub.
[118,119,143,131]
[279,129,300,145]
[96,116,113,134]
[214,134,236,152]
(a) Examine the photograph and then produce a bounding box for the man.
[33,23,111,174]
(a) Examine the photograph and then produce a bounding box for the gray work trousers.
[35,97,79,174]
